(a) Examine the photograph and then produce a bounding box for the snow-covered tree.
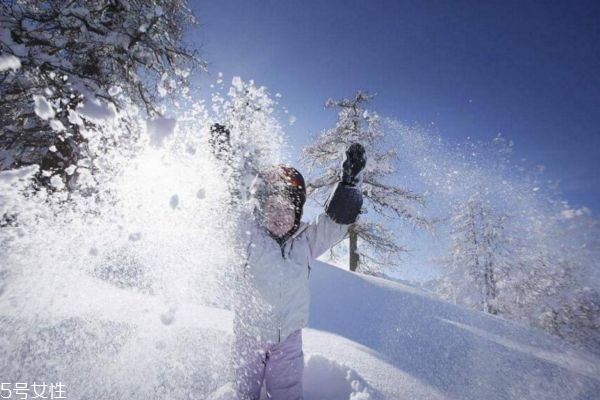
[208,77,284,202]
[440,192,512,314]
[539,286,600,353]
[529,207,600,352]
[302,91,425,273]
[0,0,202,190]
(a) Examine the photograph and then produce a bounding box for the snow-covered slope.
[306,260,600,400]
[2,260,599,399]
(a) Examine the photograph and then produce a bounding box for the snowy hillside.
[2,258,598,400]
[307,261,600,399]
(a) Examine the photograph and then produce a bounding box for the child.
[233,143,366,400]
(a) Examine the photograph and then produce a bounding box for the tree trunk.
[349,225,359,272]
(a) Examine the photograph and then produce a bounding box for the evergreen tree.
[440,193,512,314]
[302,91,425,273]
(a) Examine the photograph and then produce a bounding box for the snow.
[108,86,123,96]
[303,352,375,399]
[67,109,84,126]
[0,54,21,71]
[306,262,600,399]
[231,76,244,92]
[50,175,65,190]
[65,165,77,176]
[146,117,177,148]
[50,119,66,132]
[170,194,180,209]
[0,164,38,186]
[2,257,596,399]
[561,206,592,219]
[2,77,597,399]
[157,73,170,96]
[33,95,55,120]
[128,232,142,241]
[78,98,116,122]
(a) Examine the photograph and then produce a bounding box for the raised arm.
[291,143,366,259]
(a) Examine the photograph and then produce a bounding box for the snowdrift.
[307,261,600,399]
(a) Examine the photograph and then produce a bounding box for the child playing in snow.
[232,143,366,400]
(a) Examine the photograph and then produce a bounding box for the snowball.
[33,95,55,120]
[186,145,197,155]
[196,189,206,199]
[49,146,57,152]
[160,307,176,325]
[128,232,143,241]
[67,110,83,126]
[50,175,65,190]
[170,194,179,209]
[146,117,177,148]
[75,167,94,187]
[289,115,297,126]
[0,54,21,72]
[78,98,116,122]
[65,165,77,175]
[50,119,65,132]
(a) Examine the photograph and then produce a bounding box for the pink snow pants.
[234,329,304,400]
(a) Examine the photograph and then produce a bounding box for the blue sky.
[189,0,600,213]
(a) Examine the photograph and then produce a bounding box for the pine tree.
[302,91,425,273]
[441,193,512,314]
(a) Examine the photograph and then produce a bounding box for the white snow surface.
[2,259,597,399]
[306,262,600,400]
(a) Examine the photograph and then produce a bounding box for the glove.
[341,143,366,186]
[325,143,366,224]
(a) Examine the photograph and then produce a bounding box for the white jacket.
[235,213,350,344]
